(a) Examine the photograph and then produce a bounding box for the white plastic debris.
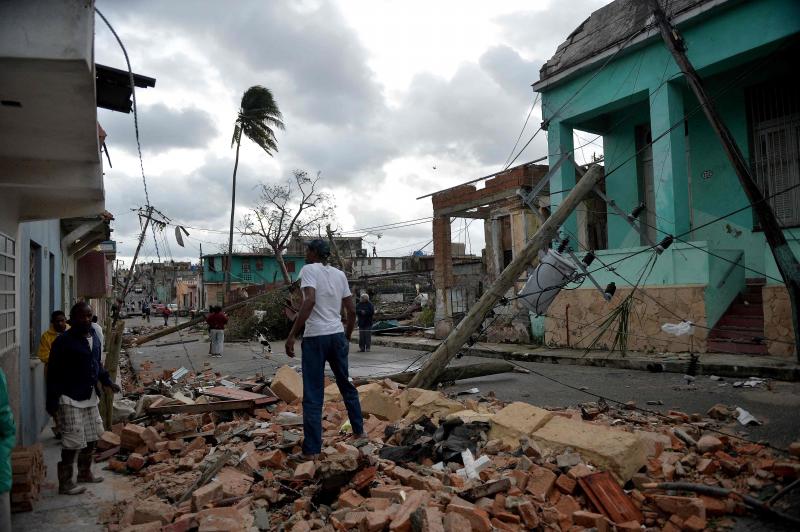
[661,321,695,336]
[457,449,491,480]
[456,388,480,396]
[220,379,237,388]
[171,367,189,381]
[709,375,722,381]
[735,407,761,426]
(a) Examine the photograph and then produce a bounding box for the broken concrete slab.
[488,402,553,448]
[271,365,303,404]
[531,415,647,481]
[405,390,464,422]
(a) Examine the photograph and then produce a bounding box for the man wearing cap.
[285,239,364,460]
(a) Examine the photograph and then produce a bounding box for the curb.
[364,337,800,382]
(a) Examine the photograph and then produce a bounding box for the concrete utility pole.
[409,165,604,389]
[648,0,800,360]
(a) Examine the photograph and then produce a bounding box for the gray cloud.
[493,1,607,64]
[479,45,542,102]
[99,104,217,155]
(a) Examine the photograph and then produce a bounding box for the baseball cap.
[306,238,331,258]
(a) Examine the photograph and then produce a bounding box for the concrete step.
[715,315,764,329]
[728,303,764,317]
[708,328,764,340]
[707,339,768,355]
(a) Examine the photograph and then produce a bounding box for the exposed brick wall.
[432,216,453,288]
[431,164,549,212]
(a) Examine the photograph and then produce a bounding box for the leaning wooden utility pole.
[121,206,153,300]
[99,320,125,429]
[409,165,604,389]
[648,0,800,360]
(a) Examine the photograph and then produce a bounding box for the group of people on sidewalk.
[0,301,120,531]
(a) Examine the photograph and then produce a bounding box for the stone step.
[715,315,764,329]
[707,339,768,355]
[707,328,764,340]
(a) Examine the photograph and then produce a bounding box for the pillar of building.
[547,121,577,240]
[649,82,691,237]
[432,215,453,338]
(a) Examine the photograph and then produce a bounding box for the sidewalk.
[10,427,135,531]
[367,335,800,381]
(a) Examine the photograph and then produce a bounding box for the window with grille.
[241,258,250,272]
[0,233,16,352]
[748,80,800,227]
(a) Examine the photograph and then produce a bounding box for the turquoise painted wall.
[539,0,800,291]
[203,254,305,284]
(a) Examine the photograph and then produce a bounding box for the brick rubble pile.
[95,368,800,531]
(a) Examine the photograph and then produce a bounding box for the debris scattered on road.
[78,359,800,531]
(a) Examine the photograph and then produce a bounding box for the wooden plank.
[201,386,279,406]
[579,471,643,524]
[94,445,121,463]
[147,399,255,415]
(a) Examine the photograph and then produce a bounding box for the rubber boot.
[77,442,104,483]
[58,449,86,495]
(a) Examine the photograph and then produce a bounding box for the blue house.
[202,252,305,306]
[533,0,800,356]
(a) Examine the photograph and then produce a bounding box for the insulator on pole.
[604,282,616,301]
[582,251,596,267]
[629,203,646,221]
[656,235,674,254]
[557,237,570,253]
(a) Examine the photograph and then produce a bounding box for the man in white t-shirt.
[285,239,364,460]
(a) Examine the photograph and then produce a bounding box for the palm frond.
[234,85,284,155]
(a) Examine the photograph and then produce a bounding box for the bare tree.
[239,170,334,283]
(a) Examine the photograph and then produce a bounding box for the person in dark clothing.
[46,302,120,495]
[142,301,150,322]
[206,306,228,358]
[356,293,375,352]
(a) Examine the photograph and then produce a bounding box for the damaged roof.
[534,0,726,91]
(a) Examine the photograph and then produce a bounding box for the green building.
[202,252,305,306]
[533,0,799,357]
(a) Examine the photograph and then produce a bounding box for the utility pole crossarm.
[647,0,800,359]
[408,164,605,389]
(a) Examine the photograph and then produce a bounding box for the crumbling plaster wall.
[763,285,797,359]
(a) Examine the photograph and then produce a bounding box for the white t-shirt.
[299,263,351,337]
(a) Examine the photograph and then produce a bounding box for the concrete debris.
[93,367,800,532]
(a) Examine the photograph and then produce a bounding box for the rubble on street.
[89,362,800,531]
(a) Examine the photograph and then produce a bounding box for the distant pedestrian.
[356,293,375,352]
[162,306,171,326]
[285,239,364,460]
[91,316,104,350]
[46,302,120,495]
[142,301,150,323]
[372,245,377,257]
[206,306,228,358]
[0,368,16,531]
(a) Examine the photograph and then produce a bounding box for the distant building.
[201,252,305,307]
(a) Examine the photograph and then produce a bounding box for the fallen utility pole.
[648,0,800,360]
[409,164,604,389]
[131,283,295,346]
[326,223,345,270]
[354,361,519,387]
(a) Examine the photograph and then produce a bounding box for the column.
[649,82,690,237]
[432,216,453,337]
[548,121,577,240]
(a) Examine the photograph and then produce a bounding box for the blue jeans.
[301,332,364,455]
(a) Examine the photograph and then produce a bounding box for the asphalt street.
[124,317,800,449]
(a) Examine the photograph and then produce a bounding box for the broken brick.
[339,488,365,509]
[127,453,146,471]
[192,481,223,511]
[554,474,576,494]
[293,461,316,481]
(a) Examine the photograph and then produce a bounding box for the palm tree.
[225,86,285,301]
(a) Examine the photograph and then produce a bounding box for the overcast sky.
[95,0,606,266]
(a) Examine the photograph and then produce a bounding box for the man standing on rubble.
[46,302,120,495]
[285,239,364,459]
[356,293,374,352]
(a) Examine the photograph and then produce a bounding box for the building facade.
[534,0,800,356]
[202,253,305,307]
[0,0,114,443]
